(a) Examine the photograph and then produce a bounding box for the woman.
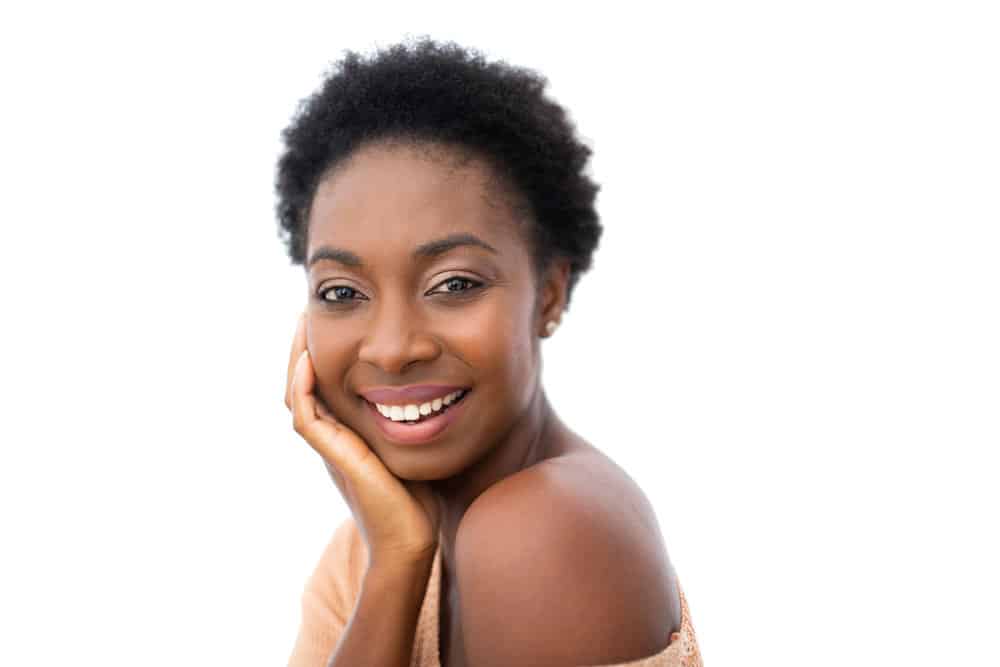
[279,38,703,667]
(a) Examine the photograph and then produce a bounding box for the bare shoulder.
[455,449,682,667]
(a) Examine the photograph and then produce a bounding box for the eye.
[318,285,367,304]
[429,276,483,296]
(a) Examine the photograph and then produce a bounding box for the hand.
[285,311,442,568]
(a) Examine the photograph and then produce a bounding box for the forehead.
[307,142,526,255]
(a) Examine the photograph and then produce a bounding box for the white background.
[1,2,997,665]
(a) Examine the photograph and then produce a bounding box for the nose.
[357,299,440,374]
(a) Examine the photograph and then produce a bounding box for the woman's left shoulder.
[469,444,664,537]
[455,447,684,664]
[555,447,669,546]
[535,445,662,521]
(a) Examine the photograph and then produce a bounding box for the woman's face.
[304,141,562,480]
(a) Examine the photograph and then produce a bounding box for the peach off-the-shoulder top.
[288,517,703,667]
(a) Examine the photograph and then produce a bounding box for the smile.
[363,389,471,445]
[371,389,470,424]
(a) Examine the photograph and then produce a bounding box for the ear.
[536,257,571,335]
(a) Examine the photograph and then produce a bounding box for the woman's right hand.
[284,312,442,569]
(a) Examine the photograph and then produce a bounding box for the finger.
[315,398,339,424]
[290,349,318,427]
[323,455,349,502]
[291,350,371,472]
[292,350,340,429]
[285,312,307,410]
[313,394,353,499]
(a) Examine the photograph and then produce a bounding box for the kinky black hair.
[274,36,602,310]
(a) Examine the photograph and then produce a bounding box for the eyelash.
[318,276,484,306]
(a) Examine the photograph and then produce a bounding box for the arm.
[326,555,435,667]
[288,518,435,667]
[285,324,444,666]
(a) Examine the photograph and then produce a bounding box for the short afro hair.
[274,36,602,310]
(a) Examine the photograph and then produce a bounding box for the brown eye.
[430,277,483,295]
[319,285,365,303]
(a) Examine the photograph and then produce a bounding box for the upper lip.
[358,385,469,406]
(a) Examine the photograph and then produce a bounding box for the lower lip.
[364,392,470,445]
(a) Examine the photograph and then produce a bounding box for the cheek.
[305,320,354,400]
[452,297,536,386]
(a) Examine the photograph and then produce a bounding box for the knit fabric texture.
[288,518,704,667]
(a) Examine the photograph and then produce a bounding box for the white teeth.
[375,390,466,422]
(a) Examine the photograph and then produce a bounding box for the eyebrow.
[307,232,499,269]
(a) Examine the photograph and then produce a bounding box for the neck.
[430,382,566,570]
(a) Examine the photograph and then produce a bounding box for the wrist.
[366,548,435,582]
[369,541,438,572]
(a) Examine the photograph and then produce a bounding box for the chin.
[379,446,469,483]
[381,457,442,481]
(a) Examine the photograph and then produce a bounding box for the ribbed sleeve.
[287,518,362,667]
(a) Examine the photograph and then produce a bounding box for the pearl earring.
[544,320,558,336]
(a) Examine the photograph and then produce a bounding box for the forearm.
[326,556,434,667]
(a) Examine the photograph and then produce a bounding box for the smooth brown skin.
[286,140,681,667]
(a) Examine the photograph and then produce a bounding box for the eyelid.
[317,282,368,303]
[426,274,484,295]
